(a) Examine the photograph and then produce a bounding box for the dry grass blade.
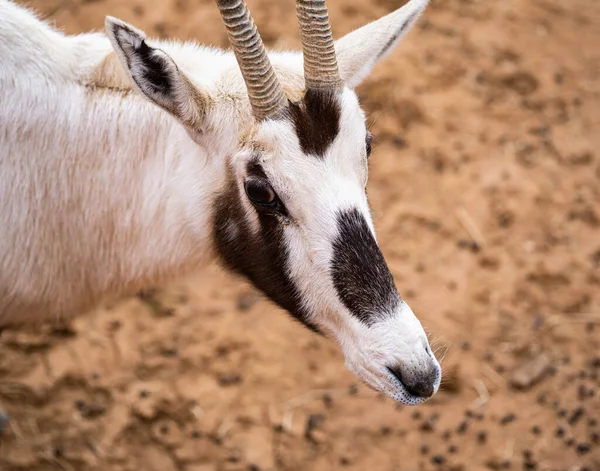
[455,206,486,248]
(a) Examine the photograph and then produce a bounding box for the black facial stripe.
[331,208,401,326]
[287,89,341,158]
[213,165,321,334]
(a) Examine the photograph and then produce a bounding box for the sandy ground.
[1,0,600,470]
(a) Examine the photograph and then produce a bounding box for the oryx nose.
[388,352,439,398]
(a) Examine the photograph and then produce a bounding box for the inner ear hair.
[105,16,209,131]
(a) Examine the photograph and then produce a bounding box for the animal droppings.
[499,413,516,425]
[456,420,469,434]
[322,393,334,408]
[568,407,584,425]
[576,443,591,455]
[217,372,242,386]
[0,1,598,471]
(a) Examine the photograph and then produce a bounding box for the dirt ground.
[1,0,599,470]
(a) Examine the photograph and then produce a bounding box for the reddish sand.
[1,0,599,470]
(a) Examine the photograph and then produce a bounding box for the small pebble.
[431,455,446,465]
[477,430,487,444]
[531,425,541,435]
[556,426,565,437]
[420,444,430,455]
[448,445,458,454]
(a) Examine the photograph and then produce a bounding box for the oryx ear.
[105,16,208,131]
[334,0,428,88]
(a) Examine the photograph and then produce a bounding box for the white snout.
[341,301,442,405]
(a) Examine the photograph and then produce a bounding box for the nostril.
[387,366,434,398]
[387,366,404,384]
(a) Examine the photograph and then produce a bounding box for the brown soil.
[1,0,600,470]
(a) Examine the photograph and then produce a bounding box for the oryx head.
[105,0,441,405]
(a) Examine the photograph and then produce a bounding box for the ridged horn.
[295,0,343,91]
[215,0,288,120]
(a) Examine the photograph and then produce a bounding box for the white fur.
[0,0,438,404]
[335,0,429,88]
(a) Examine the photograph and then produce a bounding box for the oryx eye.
[244,177,276,206]
[366,132,374,158]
